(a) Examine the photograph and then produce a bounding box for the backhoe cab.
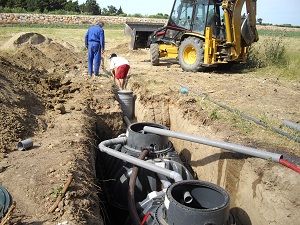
[147,0,259,72]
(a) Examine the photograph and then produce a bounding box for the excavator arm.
[222,0,258,58]
[245,0,259,43]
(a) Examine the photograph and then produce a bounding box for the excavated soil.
[0,31,299,224]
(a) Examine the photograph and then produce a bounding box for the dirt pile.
[0,33,85,154]
[0,54,43,154]
[0,32,124,224]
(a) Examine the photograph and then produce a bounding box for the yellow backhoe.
[126,0,259,72]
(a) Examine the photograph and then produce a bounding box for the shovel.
[101,56,111,77]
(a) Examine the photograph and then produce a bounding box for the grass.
[243,29,300,82]
[0,24,127,52]
[50,184,64,198]
[258,29,300,38]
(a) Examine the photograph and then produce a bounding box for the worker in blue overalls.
[85,21,105,77]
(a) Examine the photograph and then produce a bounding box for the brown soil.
[0,32,299,224]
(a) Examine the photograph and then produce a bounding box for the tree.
[65,0,79,12]
[48,0,67,11]
[257,18,263,25]
[4,0,15,8]
[117,6,123,15]
[85,0,100,15]
[149,13,169,19]
[12,0,27,8]
[26,0,40,12]
[107,5,117,15]
[0,0,6,7]
[78,3,85,13]
[25,0,67,12]
[101,7,108,15]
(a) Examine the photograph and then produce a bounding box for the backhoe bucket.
[124,22,165,50]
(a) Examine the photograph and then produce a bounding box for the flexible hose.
[279,158,300,174]
[141,212,151,225]
[128,148,151,225]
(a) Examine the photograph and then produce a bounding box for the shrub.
[262,32,286,66]
[129,13,144,18]
[0,6,27,13]
[244,44,264,68]
[245,31,287,68]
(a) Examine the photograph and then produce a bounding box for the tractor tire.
[150,43,159,66]
[178,37,205,72]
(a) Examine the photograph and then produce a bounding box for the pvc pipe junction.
[99,137,183,182]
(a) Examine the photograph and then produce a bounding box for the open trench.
[92,89,299,225]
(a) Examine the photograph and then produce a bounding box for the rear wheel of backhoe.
[178,37,204,72]
[150,43,159,66]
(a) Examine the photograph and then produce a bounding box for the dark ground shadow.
[231,207,252,225]
[187,150,249,168]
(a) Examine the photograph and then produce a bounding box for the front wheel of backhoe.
[150,43,159,66]
[178,37,205,72]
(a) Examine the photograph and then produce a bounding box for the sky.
[78,0,300,26]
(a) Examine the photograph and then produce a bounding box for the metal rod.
[143,126,282,162]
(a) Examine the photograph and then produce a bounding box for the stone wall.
[0,13,168,25]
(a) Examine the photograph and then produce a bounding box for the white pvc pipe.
[157,173,172,190]
[143,126,283,162]
[183,191,193,204]
[99,137,183,182]
[283,119,300,132]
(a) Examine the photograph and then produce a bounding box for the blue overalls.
[85,25,105,76]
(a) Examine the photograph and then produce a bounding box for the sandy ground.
[0,31,299,224]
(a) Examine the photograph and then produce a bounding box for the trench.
[92,90,297,225]
[93,92,233,225]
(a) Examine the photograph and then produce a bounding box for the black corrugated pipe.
[178,83,300,143]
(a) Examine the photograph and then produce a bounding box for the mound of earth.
[0,32,51,51]
[0,32,124,224]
